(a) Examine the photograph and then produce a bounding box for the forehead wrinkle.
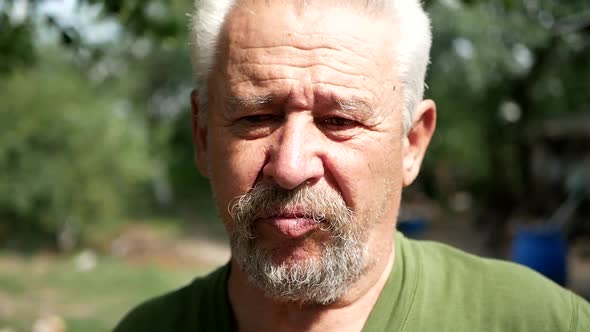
[226,45,382,86]
[233,62,373,84]
[233,45,374,73]
[230,32,385,74]
[236,35,379,63]
[226,66,379,97]
[238,44,340,53]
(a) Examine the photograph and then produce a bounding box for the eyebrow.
[336,98,372,112]
[225,94,273,110]
[224,94,373,116]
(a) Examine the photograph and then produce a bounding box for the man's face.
[193,2,419,303]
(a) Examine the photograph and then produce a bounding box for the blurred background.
[0,0,589,331]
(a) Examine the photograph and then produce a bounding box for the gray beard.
[228,183,370,305]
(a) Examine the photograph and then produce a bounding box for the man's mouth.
[258,208,323,238]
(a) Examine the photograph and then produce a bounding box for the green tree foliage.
[0,51,151,249]
[0,12,34,73]
[424,0,589,213]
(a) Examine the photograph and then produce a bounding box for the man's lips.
[258,214,321,238]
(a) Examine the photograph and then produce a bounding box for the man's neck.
[227,240,396,332]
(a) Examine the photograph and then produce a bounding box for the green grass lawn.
[0,252,206,332]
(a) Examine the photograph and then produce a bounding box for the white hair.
[190,0,431,133]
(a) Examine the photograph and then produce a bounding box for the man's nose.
[262,116,324,190]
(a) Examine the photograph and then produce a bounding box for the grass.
[0,252,209,332]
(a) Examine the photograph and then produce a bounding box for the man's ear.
[402,99,436,187]
[191,90,209,177]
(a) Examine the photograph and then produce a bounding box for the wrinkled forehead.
[218,0,398,66]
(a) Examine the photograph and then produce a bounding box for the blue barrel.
[397,217,429,239]
[511,225,568,286]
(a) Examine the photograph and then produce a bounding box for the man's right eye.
[231,114,280,138]
[239,114,278,124]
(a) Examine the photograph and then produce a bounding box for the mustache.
[229,183,353,233]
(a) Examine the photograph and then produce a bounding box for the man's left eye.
[320,117,357,128]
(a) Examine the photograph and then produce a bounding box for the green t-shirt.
[114,233,590,331]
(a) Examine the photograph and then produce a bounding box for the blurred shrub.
[0,12,34,73]
[0,51,151,250]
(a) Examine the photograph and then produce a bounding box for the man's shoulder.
[112,283,190,332]
[407,237,573,302]
[401,237,590,331]
[409,237,565,294]
[112,264,231,332]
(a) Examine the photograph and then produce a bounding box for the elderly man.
[115,0,589,331]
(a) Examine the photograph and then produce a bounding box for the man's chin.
[231,228,369,305]
[254,237,325,266]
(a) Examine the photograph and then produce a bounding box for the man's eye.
[320,117,357,128]
[240,114,277,124]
